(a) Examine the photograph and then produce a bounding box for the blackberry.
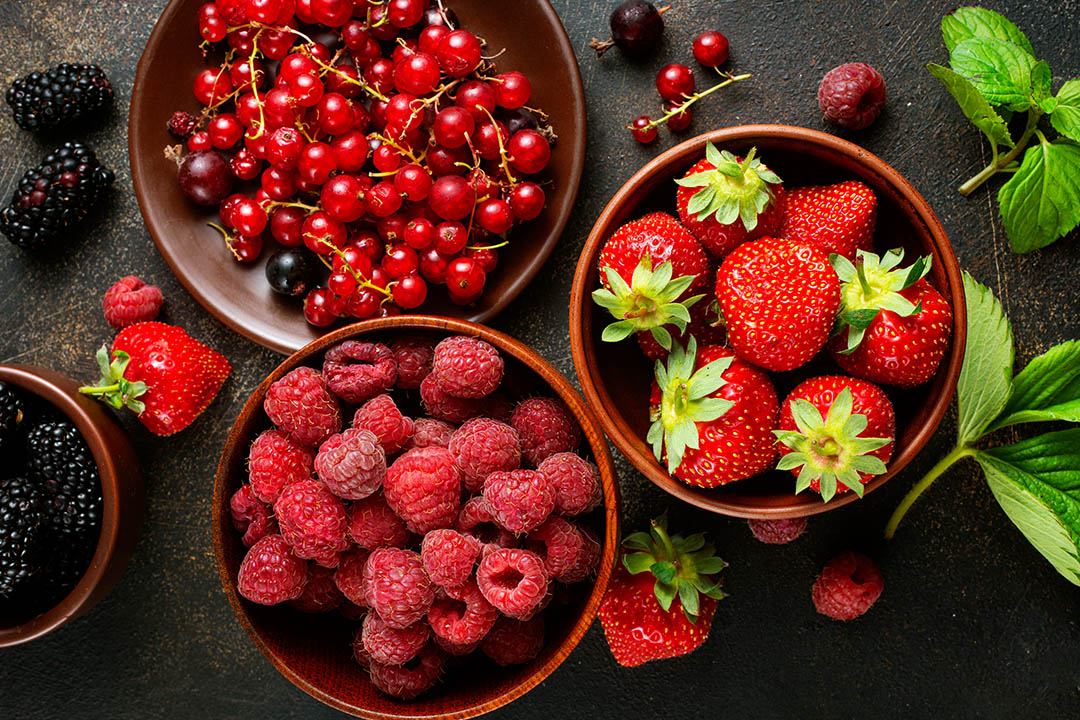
[168,110,199,138]
[25,420,102,542]
[0,476,47,595]
[0,381,25,458]
[5,63,114,131]
[0,142,114,250]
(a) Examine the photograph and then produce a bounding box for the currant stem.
[883,444,976,539]
[634,72,752,132]
[957,109,1041,196]
[479,106,518,186]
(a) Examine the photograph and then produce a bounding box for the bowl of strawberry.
[570,125,967,518]
[212,316,619,716]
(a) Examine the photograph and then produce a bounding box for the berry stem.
[650,517,678,564]
[883,444,976,539]
[207,222,243,261]
[957,109,1041,196]
[316,238,394,299]
[630,72,751,133]
[479,106,518,186]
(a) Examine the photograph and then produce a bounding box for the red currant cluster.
[170,0,554,327]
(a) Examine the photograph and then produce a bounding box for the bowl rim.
[128,0,589,356]
[569,124,968,519]
[212,315,621,719]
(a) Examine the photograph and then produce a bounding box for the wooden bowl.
[0,365,144,647]
[569,125,967,519]
[212,316,620,718]
[130,0,587,355]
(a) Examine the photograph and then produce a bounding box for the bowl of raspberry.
[212,316,619,716]
[130,0,587,354]
[569,125,966,519]
[0,364,144,646]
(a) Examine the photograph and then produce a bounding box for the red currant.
[454,80,497,122]
[466,246,498,273]
[692,31,729,67]
[230,59,266,91]
[446,256,485,300]
[387,0,424,27]
[381,243,419,279]
[231,196,269,236]
[333,246,374,279]
[270,206,305,246]
[403,217,435,249]
[372,144,402,172]
[302,211,347,254]
[348,229,383,263]
[280,53,318,82]
[327,270,358,297]
[320,174,367,222]
[394,52,441,96]
[434,220,467,255]
[267,127,305,170]
[475,198,513,234]
[493,71,531,109]
[432,106,474,149]
[187,131,213,152]
[508,129,550,174]
[377,213,409,243]
[428,175,476,221]
[208,113,243,149]
[392,273,427,309]
[509,182,545,221]
[229,149,262,180]
[260,165,298,200]
[261,26,297,60]
[245,0,282,23]
[474,121,509,161]
[303,287,337,326]
[385,93,424,133]
[314,92,353,134]
[364,58,396,95]
[419,24,450,55]
[437,29,482,77]
[298,142,338,184]
[230,234,263,262]
[310,0,351,26]
[394,164,433,201]
[193,68,233,105]
[325,63,361,99]
[426,145,469,177]
[665,101,692,132]
[630,115,657,143]
[367,180,404,217]
[656,63,695,102]
[288,72,325,107]
[347,288,381,319]
[418,246,452,284]
[331,131,368,173]
[200,15,228,43]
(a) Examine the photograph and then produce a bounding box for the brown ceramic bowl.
[212,316,620,718]
[0,365,144,647]
[569,125,967,519]
[130,0,587,355]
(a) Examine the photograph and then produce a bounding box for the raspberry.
[434,634,480,656]
[481,615,544,666]
[102,275,163,329]
[168,110,199,137]
[449,417,521,492]
[237,534,308,605]
[290,564,344,613]
[561,525,602,583]
[510,397,581,466]
[364,547,435,629]
[483,393,515,423]
[367,645,444,699]
[346,494,409,550]
[812,551,884,620]
[404,417,456,450]
[384,447,461,534]
[818,62,886,131]
[421,528,481,588]
[748,517,808,544]
[315,428,385,500]
[537,452,601,516]
[428,579,498,647]
[390,335,434,390]
[483,469,555,534]
[352,394,414,454]
[264,366,342,447]
[334,548,371,606]
[515,584,553,622]
[476,548,548,619]
[431,336,504,398]
[361,612,430,666]
[420,373,484,423]
[273,479,350,567]
[229,484,278,547]
[322,340,397,404]
[455,496,518,548]
[248,429,315,503]
[527,516,587,581]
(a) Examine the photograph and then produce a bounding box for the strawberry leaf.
[956,272,1015,444]
[623,552,655,574]
[622,532,653,551]
[677,579,700,618]
[988,340,1080,430]
[653,580,677,612]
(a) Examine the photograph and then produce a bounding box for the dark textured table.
[1,1,1078,718]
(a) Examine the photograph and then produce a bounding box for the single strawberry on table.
[778,180,877,261]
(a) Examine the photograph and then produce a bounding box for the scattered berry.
[273,479,350,567]
[747,517,808,544]
[6,63,114,131]
[538,452,601,516]
[812,551,884,620]
[352,394,415,454]
[483,469,555,534]
[692,31,729,67]
[236,534,308,605]
[629,115,657,144]
[590,0,668,57]
[431,336,504,399]
[167,110,199,137]
[818,62,887,131]
[102,276,164,329]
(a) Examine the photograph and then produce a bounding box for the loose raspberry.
[483,393,515,423]
[229,484,278,547]
[404,417,456,450]
[476,548,548,619]
[367,645,444,700]
[818,62,886,130]
[420,373,484,423]
[421,528,481,588]
[384,447,461,534]
[431,336,504,398]
[481,615,544,666]
[449,417,521,492]
[428,579,498,647]
[248,429,315,503]
[362,612,430,666]
[510,397,581,466]
[334,548,371,606]
[322,340,397,404]
[483,469,555,534]
[102,275,164,329]
[352,394,414,454]
[538,452,601,516]
[561,525,602,584]
[274,479,350,567]
[264,366,342,447]
[748,517,808,544]
[237,534,308,605]
[315,428,386,500]
[390,335,434,390]
[455,496,518,548]
[812,551,884,620]
[527,516,587,581]
[290,564,344,613]
[347,494,409,550]
[364,548,435,629]
[168,110,199,137]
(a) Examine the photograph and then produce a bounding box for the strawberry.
[775,376,894,502]
[778,180,877,261]
[828,249,953,387]
[80,321,231,435]
[675,144,785,259]
[636,295,727,361]
[715,236,841,372]
[592,212,710,355]
[648,338,778,487]
[598,514,726,667]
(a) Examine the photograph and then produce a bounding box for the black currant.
[610,0,665,56]
[265,249,316,297]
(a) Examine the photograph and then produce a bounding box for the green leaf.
[989,340,1080,430]
[650,560,677,584]
[601,320,637,343]
[927,63,1014,149]
[1031,60,1052,101]
[693,556,726,575]
[677,532,706,553]
[654,580,677,612]
[676,579,700,619]
[1051,79,1080,143]
[622,552,655,574]
[950,37,1037,110]
[942,7,1034,56]
[956,272,1014,444]
[998,140,1080,253]
[621,532,653,551]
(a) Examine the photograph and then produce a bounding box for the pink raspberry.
[434,634,480,656]
[361,612,430,666]
[431,335,505,398]
[290,564,344,613]
[420,373,484,423]
[537,452,601,516]
[352,394,414,454]
[363,547,435,629]
[229,484,277,547]
[237,534,308,605]
[404,417,456,450]
[347,494,409,550]
[527,516,587,582]
[483,469,555,534]
[812,551,884,620]
[748,517,808,544]
[510,397,581,466]
[264,366,342,447]
[315,428,386,500]
[334,549,371,606]
[274,479,350,567]
[421,529,481,588]
[248,429,315,504]
[322,340,398,404]
[476,548,548,619]
[818,62,886,130]
[515,585,553,622]
[481,615,544,666]
[102,275,163,329]
[390,335,434,390]
[428,579,498,647]
[455,496,518,548]
[560,525,602,583]
[367,645,444,700]
[449,417,522,492]
[384,447,461,534]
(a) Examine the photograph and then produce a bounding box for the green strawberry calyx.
[78,346,148,414]
[621,513,727,622]
[647,337,734,474]
[831,248,933,353]
[592,254,704,351]
[773,387,891,503]
[675,144,782,231]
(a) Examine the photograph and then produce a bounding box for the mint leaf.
[998,140,1080,253]
[927,63,1014,149]
[942,7,1035,56]
[1031,60,1052,101]
[1050,79,1080,143]
[988,340,1080,430]
[950,37,1037,111]
[956,272,1014,444]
